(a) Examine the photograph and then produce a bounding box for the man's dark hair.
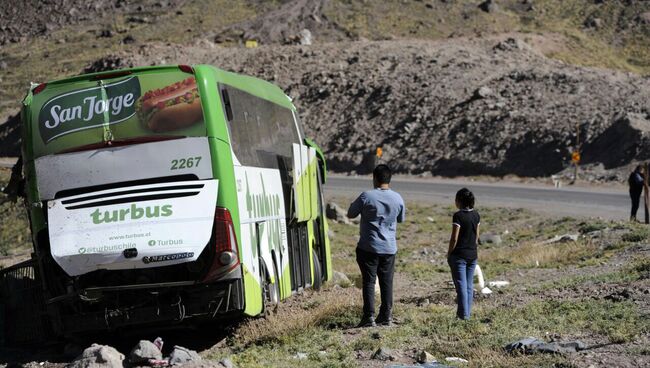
[456,188,475,209]
[373,164,392,185]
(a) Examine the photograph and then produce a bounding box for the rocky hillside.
[84,36,650,179]
[1,0,650,180]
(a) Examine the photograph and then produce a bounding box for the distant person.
[628,165,645,222]
[347,164,405,327]
[447,188,480,320]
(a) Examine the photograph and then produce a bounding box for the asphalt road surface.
[325,176,631,220]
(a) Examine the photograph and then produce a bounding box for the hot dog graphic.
[136,77,202,132]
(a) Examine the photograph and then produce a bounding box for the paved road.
[325,176,631,220]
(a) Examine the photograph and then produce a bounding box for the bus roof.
[25,64,295,111]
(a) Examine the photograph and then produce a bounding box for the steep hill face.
[87,36,650,178]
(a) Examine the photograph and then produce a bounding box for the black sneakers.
[375,316,393,326]
[356,317,377,328]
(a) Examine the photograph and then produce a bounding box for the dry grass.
[232,288,360,348]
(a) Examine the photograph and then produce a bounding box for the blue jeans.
[448,255,477,320]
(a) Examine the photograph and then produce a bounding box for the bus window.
[220,84,300,170]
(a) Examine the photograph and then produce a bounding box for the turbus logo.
[38,77,141,143]
[90,203,173,224]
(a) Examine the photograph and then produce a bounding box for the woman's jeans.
[448,255,477,320]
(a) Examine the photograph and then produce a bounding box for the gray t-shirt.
[347,188,406,254]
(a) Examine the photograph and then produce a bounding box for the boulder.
[478,0,498,13]
[326,202,351,224]
[474,86,493,99]
[299,29,313,45]
[417,350,436,363]
[168,345,201,365]
[129,340,162,364]
[331,271,351,287]
[479,233,502,245]
[219,358,235,368]
[371,347,394,361]
[505,337,586,355]
[70,344,125,368]
[638,12,650,24]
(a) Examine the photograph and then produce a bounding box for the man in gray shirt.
[347,165,405,327]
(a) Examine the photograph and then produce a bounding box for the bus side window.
[219,84,300,170]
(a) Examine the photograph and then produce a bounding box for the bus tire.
[312,250,323,291]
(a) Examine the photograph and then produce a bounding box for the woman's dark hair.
[456,188,475,209]
[373,164,392,184]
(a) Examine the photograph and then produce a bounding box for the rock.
[543,233,578,244]
[70,344,125,368]
[168,345,201,365]
[331,271,351,287]
[129,340,162,364]
[474,86,493,99]
[371,347,394,361]
[417,350,436,363]
[494,37,525,51]
[584,17,602,29]
[219,357,235,368]
[293,352,308,360]
[505,337,587,355]
[122,35,136,44]
[326,202,351,224]
[98,29,113,38]
[445,357,468,363]
[0,61,7,70]
[478,0,498,13]
[638,12,650,24]
[480,233,502,245]
[299,29,313,45]
[604,288,631,302]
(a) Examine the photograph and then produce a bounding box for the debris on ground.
[69,344,125,368]
[505,337,587,355]
[487,280,510,288]
[445,357,468,363]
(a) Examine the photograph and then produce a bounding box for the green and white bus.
[4,64,330,340]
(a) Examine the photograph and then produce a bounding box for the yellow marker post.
[376,147,383,158]
[571,151,580,164]
[245,40,258,48]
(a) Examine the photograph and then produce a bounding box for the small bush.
[621,230,649,243]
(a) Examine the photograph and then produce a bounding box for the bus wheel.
[312,250,323,291]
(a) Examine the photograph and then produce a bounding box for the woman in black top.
[447,188,480,320]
